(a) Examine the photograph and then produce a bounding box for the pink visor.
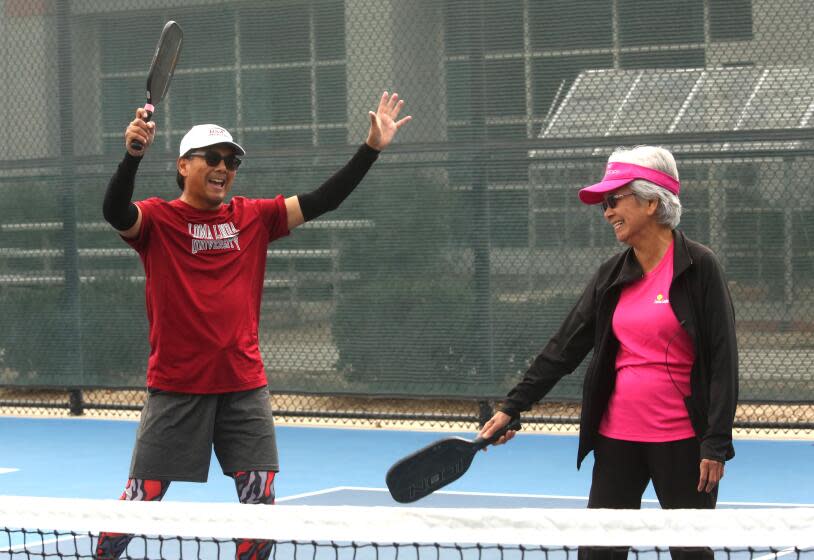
[578,162,680,205]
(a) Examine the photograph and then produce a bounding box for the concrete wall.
[0,5,59,160]
[706,0,814,67]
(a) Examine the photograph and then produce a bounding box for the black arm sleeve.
[102,152,142,231]
[298,143,380,222]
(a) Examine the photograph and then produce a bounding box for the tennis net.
[2,496,813,560]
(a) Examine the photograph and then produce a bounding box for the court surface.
[1,416,812,507]
[2,417,813,557]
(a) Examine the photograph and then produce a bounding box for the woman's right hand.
[478,411,517,446]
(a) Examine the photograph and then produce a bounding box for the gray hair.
[608,146,682,229]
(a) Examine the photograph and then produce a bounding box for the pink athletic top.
[599,241,696,441]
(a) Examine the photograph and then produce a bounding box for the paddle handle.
[130,103,154,151]
[472,417,521,451]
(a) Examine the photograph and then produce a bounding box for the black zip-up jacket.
[501,230,738,468]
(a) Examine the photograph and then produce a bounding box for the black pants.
[579,435,717,560]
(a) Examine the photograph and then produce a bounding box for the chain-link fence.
[0,0,812,432]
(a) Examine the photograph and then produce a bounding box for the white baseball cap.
[178,124,245,157]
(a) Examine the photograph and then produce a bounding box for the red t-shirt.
[124,195,289,393]
[599,241,697,442]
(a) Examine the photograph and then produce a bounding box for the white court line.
[279,486,814,508]
[712,499,814,508]
[0,467,19,475]
[276,486,355,502]
[753,548,801,560]
[280,486,588,500]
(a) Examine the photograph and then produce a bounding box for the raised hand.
[365,91,411,151]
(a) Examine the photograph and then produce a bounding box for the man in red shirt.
[97,92,410,559]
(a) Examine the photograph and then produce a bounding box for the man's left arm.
[285,91,411,231]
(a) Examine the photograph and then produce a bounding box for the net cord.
[1,496,813,547]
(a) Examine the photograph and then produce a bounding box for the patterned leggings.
[95,471,276,560]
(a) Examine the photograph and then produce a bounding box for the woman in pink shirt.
[481,146,738,560]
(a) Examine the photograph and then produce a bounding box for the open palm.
[366,91,411,151]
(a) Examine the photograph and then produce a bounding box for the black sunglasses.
[601,192,635,211]
[186,150,242,171]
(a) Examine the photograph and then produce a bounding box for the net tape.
[1,497,813,548]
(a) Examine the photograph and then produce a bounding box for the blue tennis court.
[1,416,813,507]
[2,416,813,558]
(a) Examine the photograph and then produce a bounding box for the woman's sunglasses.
[601,192,635,211]
[186,150,242,171]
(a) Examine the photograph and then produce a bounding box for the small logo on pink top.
[653,293,670,304]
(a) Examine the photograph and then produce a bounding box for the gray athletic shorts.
[129,386,279,483]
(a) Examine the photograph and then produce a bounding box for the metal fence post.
[57,0,84,404]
